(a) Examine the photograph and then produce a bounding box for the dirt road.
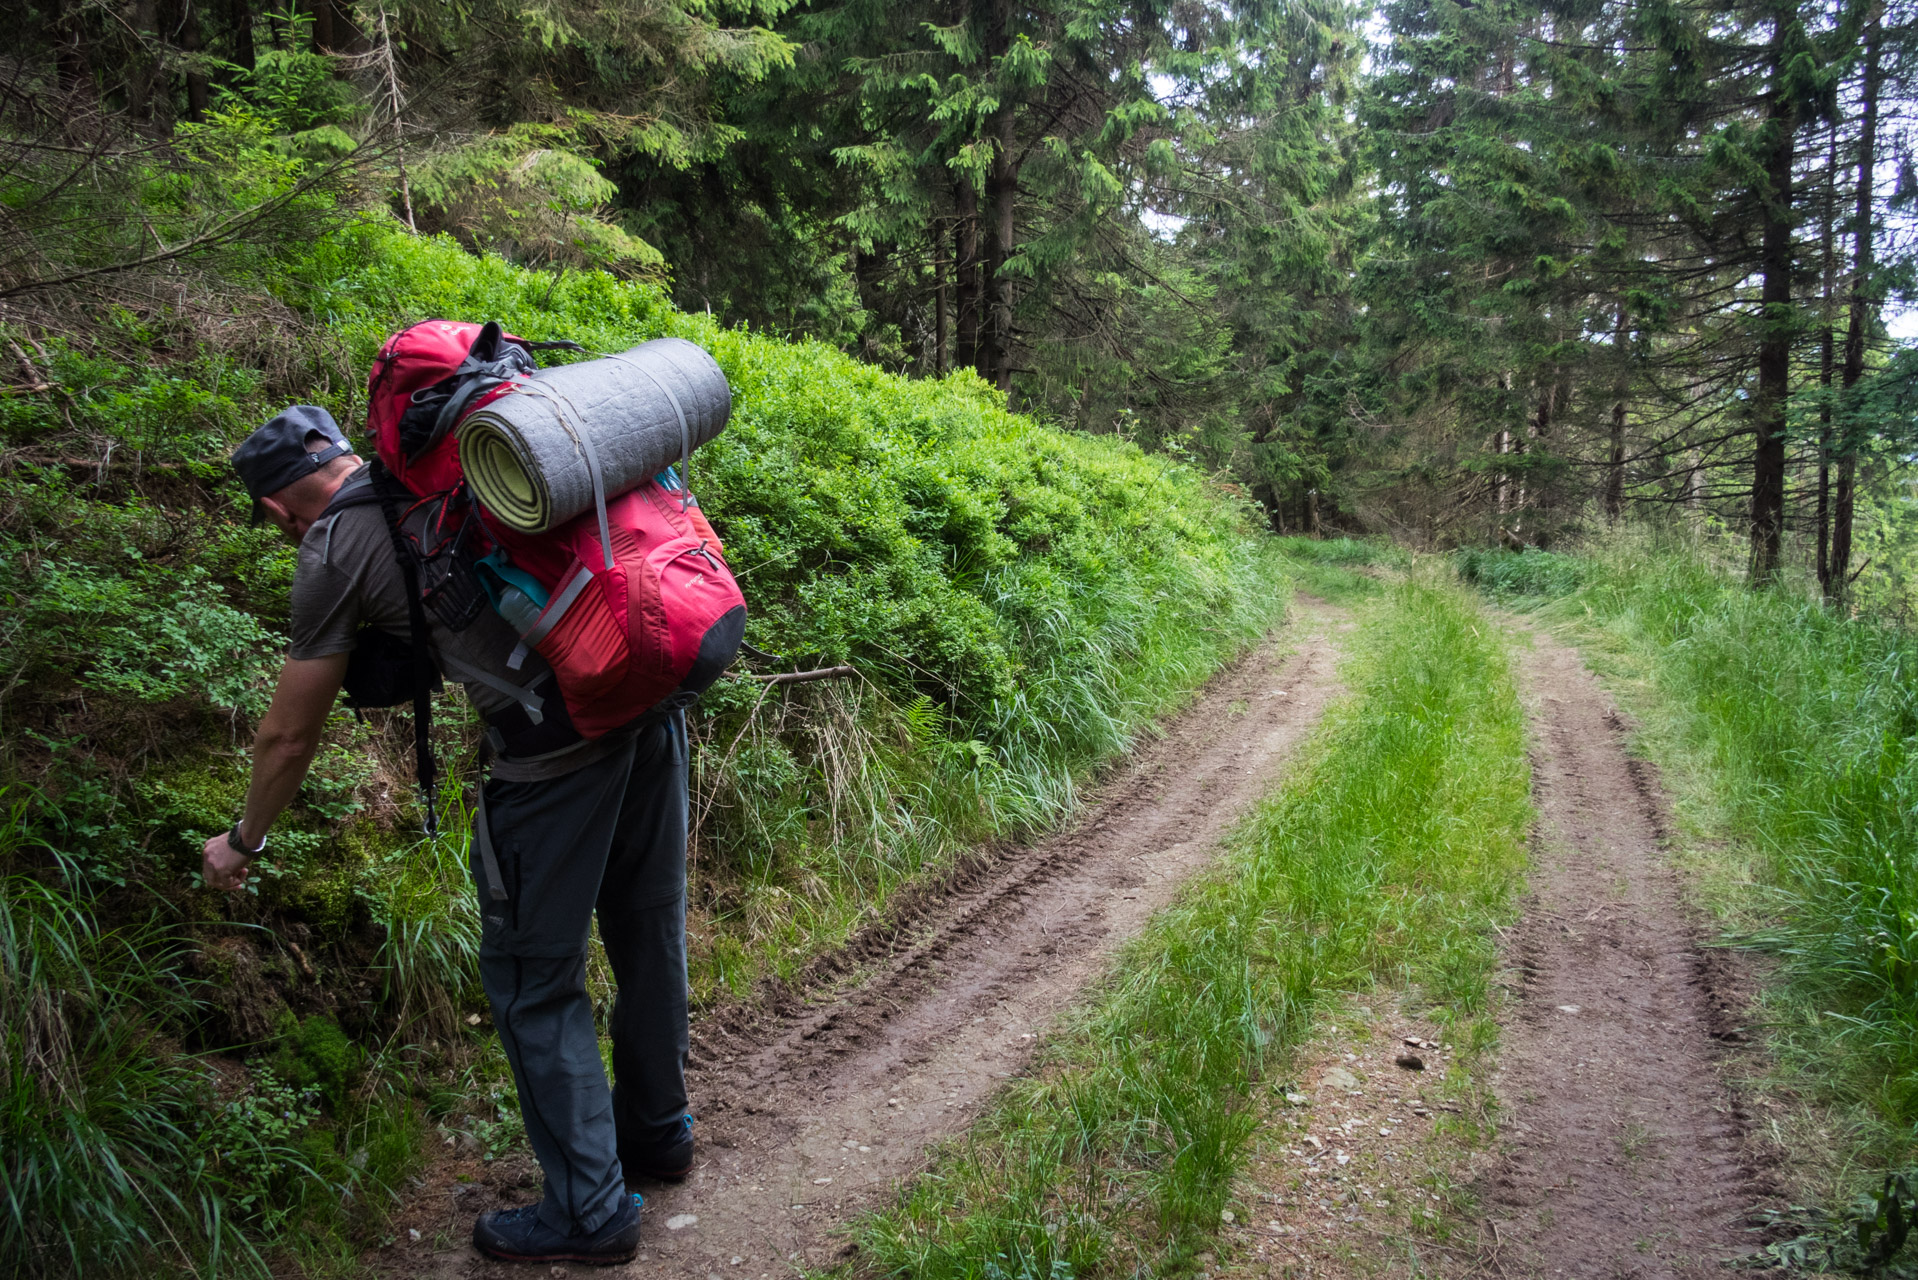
[1478,628,1758,1277]
[381,599,1350,1279]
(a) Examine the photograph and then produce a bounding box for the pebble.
[813,1177,833,1185]
[665,1214,699,1231]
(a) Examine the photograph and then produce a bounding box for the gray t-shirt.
[288,465,633,781]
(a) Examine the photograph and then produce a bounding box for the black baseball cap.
[231,405,355,522]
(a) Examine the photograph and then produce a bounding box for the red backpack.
[357,319,746,755]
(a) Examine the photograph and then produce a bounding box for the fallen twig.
[746,665,859,685]
[6,339,50,393]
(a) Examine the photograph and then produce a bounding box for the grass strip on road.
[849,568,1531,1280]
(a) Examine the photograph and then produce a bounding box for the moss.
[270,1013,363,1109]
[279,821,375,933]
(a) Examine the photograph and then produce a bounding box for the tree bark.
[986,113,1017,396]
[1606,304,1628,522]
[177,0,210,122]
[129,0,158,123]
[1835,9,1882,602]
[934,236,949,376]
[227,0,256,73]
[1747,8,1796,585]
[308,0,334,52]
[954,183,980,375]
[49,0,90,91]
[981,0,1017,397]
[1817,123,1839,599]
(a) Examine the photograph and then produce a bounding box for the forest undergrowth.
[1460,532,1918,1264]
[0,218,1287,1278]
[848,563,1530,1280]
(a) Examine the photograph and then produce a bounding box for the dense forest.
[14,0,1918,576]
[9,0,1918,1274]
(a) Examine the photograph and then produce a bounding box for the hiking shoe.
[621,1113,695,1182]
[472,1193,641,1265]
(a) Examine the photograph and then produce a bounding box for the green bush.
[1270,535,1407,567]
[1455,545,1587,599]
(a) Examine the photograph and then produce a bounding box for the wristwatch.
[227,822,267,859]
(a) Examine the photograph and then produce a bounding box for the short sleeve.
[288,513,367,660]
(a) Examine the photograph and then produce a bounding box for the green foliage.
[1272,536,1407,568]
[0,811,262,1278]
[226,49,361,135]
[855,574,1530,1279]
[411,129,667,273]
[269,1014,362,1109]
[1455,547,1590,600]
[1761,1171,1918,1274]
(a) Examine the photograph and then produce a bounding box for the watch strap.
[227,822,266,858]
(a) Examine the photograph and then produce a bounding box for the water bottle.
[494,582,542,635]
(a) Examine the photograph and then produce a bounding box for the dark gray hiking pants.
[471,713,690,1237]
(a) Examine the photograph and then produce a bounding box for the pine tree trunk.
[1747,9,1796,585]
[982,0,1016,397]
[1835,10,1882,602]
[227,0,255,73]
[954,184,980,375]
[49,0,90,88]
[987,126,1017,395]
[1817,124,1839,599]
[178,0,210,122]
[308,0,333,52]
[934,238,949,377]
[129,0,157,122]
[1606,304,1628,522]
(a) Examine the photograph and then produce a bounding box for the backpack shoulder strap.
[366,460,442,836]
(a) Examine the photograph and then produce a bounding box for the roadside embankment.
[0,223,1287,1278]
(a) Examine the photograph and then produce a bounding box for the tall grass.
[1501,534,1918,1123]
[0,799,260,1278]
[852,572,1530,1280]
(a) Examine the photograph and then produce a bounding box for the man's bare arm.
[202,653,349,891]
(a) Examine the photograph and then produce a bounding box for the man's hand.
[201,652,349,893]
[202,831,253,891]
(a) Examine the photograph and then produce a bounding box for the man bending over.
[203,405,693,1265]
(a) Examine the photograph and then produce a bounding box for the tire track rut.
[387,599,1350,1279]
[1478,627,1761,1277]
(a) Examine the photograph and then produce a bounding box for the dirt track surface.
[1480,628,1758,1278]
[382,598,1349,1279]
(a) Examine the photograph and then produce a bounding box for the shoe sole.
[476,1244,638,1266]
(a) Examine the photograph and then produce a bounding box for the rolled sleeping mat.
[457,337,731,534]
